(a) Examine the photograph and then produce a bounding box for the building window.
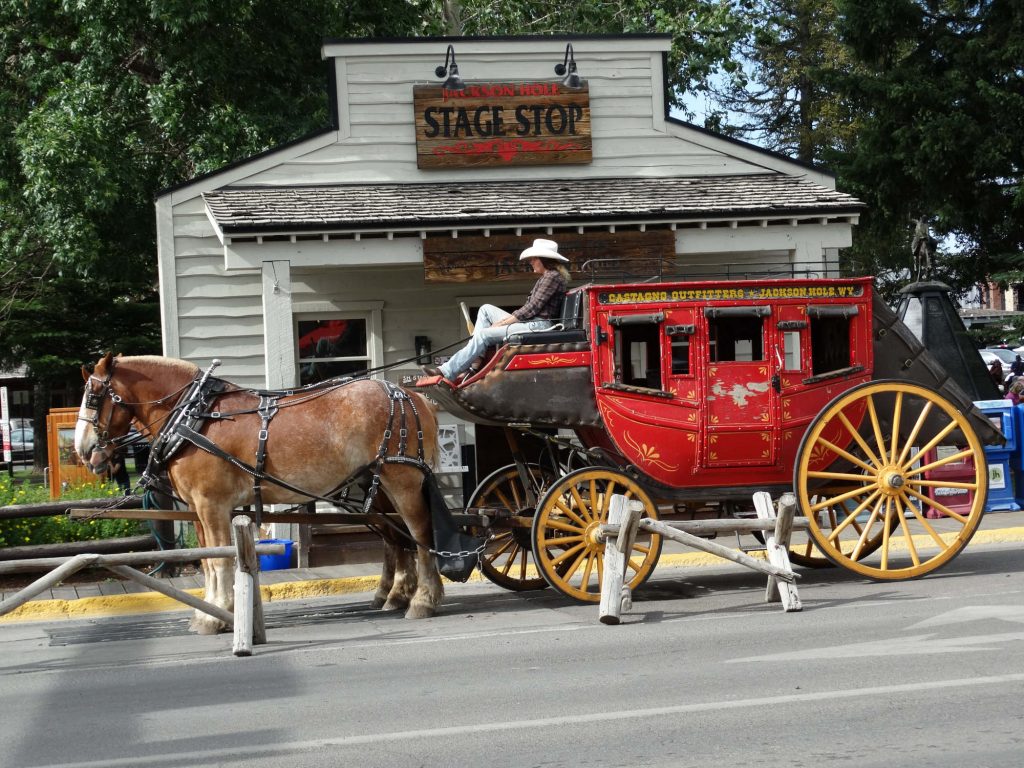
[297,316,370,385]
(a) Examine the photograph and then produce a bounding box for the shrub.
[0,476,145,548]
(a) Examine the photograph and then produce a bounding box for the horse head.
[75,352,136,474]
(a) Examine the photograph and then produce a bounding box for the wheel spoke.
[903,486,970,525]
[491,487,516,511]
[489,535,515,558]
[815,437,877,474]
[565,484,591,524]
[807,470,874,483]
[900,492,948,549]
[826,488,882,543]
[553,498,589,528]
[910,479,978,491]
[838,411,883,468]
[497,544,520,576]
[896,401,933,467]
[905,421,959,467]
[548,541,586,567]
[811,482,880,513]
[893,495,921,567]
[600,481,616,521]
[851,497,884,560]
[540,531,585,548]
[581,548,596,586]
[907,450,977,477]
[866,394,889,463]
[880,498,894,569]
[890,391,904,460]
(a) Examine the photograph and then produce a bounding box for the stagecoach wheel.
[467,463,558,591]
[784,495,896,568]
[794,380,987,581]
[531,468,662,603]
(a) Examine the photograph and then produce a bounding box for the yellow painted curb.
[2,526,1021,625]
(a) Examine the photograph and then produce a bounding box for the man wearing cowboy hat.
[423,238,570,380]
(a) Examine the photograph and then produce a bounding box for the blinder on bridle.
[80,358,127,449]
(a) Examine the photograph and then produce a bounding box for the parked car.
[8,426,34,461]
[982,347,1017,367]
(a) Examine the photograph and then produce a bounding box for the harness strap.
[252,395,280,525]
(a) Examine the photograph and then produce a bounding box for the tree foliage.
[448,0,751,112]
[0,0,438,385]
[699,0,1023,297]
[835,0,1024,293]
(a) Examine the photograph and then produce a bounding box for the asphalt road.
[1,543,1022,768]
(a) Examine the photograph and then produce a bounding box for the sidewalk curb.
[3,526,1022,625]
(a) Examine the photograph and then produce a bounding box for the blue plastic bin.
[257,539,293,571]
[975,399,1019,512]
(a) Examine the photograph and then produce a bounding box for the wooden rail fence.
[0,516,283,657]
[597,491,807,624]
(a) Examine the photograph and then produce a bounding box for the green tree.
[449,0,751,112]
[701,1,860,163]
[835,0,1024,295]
[0,0,432,466]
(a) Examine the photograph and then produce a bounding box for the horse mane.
[116,355,199,379]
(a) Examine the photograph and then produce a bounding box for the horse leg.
[371,540,397,610]
[382,473,443,619]
[190,502,234,635]
[381,544,418,612]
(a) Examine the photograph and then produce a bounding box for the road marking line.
[29,672,1024,768]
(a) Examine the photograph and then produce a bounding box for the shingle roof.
[203,174,863,235]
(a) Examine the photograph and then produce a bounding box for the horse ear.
[81,365,90,382]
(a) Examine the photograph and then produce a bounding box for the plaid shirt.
[513,269,568,321]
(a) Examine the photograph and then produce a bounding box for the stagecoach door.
[701,306,779,467]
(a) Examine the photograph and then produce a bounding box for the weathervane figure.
[911,217,938,281]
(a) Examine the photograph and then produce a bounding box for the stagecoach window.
[707,316,764,362]
[783,331,802,370]
[810,314,851,375]
[297,318,369,385]
[670,337,690,375]
[613,320,663,390]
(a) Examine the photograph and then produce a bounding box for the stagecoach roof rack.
[577,258,866,284]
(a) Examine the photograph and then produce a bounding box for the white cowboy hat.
[519,238,569,263]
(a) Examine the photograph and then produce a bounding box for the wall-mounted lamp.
[554,43,582,88]
[415,335,432,365]
[434,44,465,91]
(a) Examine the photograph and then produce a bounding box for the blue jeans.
[440,304,553,378]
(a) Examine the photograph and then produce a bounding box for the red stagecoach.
[417,275,1002,602]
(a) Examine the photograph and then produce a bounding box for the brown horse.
[74,353,444,634]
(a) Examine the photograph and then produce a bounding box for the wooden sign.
[413,82,592,169]
[423,230,675,283]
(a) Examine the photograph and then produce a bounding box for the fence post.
[232,515,266,657]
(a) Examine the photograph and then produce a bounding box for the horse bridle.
[80,359,127,452]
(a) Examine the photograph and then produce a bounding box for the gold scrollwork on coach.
[527,355,577,366]
[622,431,679,472]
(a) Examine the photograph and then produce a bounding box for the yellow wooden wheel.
[785,494,894,568]
[795,380,987,580]
[531,467,662,603]
[467,463,557,591]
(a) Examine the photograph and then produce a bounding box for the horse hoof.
[381,597,410,612]
[190,616,226,635]
[404,603,436,620]
[369,596,387,610]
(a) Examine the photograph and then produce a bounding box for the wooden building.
[155,34,864,478]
